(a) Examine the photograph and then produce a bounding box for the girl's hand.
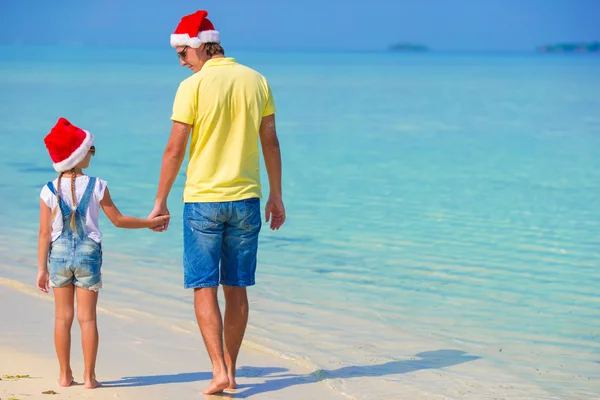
[148,204,171,232]
[150,215,171,230]
[37,270,50,293]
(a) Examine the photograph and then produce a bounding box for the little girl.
[37,117,169,389]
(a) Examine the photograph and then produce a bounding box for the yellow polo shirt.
[171,57,276,202]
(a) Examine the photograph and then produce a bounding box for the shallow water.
[1,47,599,399]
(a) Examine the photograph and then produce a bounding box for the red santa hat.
[44,118,94,172]
[170,10,220,48]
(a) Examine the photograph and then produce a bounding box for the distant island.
[537,42,599,53]
[389,43,429,52]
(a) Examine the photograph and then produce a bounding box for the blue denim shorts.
[183,198,262,289]
[48,238,103,291]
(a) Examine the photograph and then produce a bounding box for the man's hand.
[148,204,170,232]
[265,196,285,230]
[259,114,284,230]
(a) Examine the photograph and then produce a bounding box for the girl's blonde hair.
[51,169,78,230]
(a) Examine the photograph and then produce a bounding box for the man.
[148,10,286,395]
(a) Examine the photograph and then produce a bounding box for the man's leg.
[183,202,229,394]
[194,287,229,394]
[223,286,249,388]
[220,198,262,389]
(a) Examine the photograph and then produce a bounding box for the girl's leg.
[76,286,99,389]
[53,284,75,387]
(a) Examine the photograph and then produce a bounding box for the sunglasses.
[177,46,189,60]
[89,146,96,156]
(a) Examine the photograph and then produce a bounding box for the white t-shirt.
[40,176,108,243]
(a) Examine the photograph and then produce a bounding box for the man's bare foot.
[202,373,230,395]
[58,371,74,387]
[227,374,237,390]
[84,376,100,389]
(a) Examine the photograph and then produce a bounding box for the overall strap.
[77,177,97,215]
[46,182,72,218]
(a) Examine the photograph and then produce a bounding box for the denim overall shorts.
[47,177,103,291]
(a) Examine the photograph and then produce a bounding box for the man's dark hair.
[204,43,225,57]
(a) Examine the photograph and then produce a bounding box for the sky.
[0,0,599,51]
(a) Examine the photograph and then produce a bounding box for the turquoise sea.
[1,46,599,399]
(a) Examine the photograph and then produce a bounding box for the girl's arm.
[100,188,170,229]
[37,199,51,293]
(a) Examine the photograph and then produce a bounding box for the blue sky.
[1,0,598,51]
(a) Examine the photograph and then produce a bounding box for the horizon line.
[1,43,593,54]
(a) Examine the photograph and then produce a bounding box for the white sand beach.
[0,279,348,400]
[3,275,594,400]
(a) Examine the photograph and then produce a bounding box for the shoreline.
[2,238,599,399]
[2,272,588,399]
[1,234,598,399]
[0,280,348,400]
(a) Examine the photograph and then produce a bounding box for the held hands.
[150,214,171,230]
[148,204,171,232]
[265,196,286,230]
[36,270,49,293]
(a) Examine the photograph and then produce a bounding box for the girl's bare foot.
[84,375,100,389]
[58,370,74,387]
[202,373,230,395]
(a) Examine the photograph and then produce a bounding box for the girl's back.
[37,117,169,389]
[41,175,107,243]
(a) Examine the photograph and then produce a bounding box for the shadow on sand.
[103,349,480,398]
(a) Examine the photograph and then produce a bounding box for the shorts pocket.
[243,198,262,232]
[78,240,102,264]
[49,257,72,287]
[49,254,67,262]
[49,242,69,262]
[185,203,219,231]
[74,261,102,290]
[49,257,69,272]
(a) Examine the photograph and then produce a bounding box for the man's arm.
[259,114,286,230]
[149,121,192,231]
